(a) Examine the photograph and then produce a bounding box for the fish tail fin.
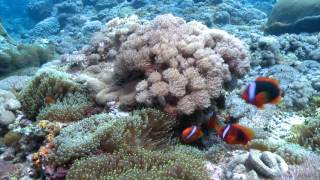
[270,94,282,104]
[234,124,256,140]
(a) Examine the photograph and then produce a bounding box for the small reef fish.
[208,115,255,145]
[44,95,55,105]
[242,77,282,108]
[180,125,204,144]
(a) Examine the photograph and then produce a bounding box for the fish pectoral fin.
[256,77,279,86]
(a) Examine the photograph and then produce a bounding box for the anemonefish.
[180,125,204,144]
[208,115,255,145]
[242,77,282,108]
[44,95,55,105]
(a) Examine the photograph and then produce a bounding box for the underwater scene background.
[0,0,320,179]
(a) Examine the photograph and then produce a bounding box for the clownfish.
[242,77,282,108]
[180,125,204,144]
[208,115,255,145]
[44,95,55,105]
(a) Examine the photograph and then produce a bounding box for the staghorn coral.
[47,108,175,165]
[66,147,209,180]
[18,68,82,119]
[74,14,250,115]
[36,91,94,122]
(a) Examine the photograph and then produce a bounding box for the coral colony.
[0,0,320,179]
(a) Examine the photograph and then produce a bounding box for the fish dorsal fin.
[256,77,279,86]
[233,124,256,139]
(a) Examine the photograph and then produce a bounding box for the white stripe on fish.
[184,126,197,141]
[249,82,256,103]
[222,124,231,140]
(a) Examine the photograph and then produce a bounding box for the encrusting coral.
[47,108,175,165]
[18,68,83,119]
[66,147,209,180]
[69,14,250,115]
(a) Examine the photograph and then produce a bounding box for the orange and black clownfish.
[180,125,204,144]
[242,77,282,108]
[208,115,255,145]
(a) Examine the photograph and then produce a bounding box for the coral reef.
[289,115,320,153]
[224,150,288,179]
[250,36,281,66]
[47,108,175,165]
[265,0,320,35]
[30,17,60,38]
[26,0,53,22]
[279,154,320,179]
[268,65,315,108]
[0,76,32,91]
[18,68,82,119]
[0,41,54,76]
[36,91,94,122]
[67,147,209,179]
[73,14,250,115]
[0,90,21,127]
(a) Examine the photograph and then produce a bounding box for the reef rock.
[265,0,320,35]
[0,90,20,126]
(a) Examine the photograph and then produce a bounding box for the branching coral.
[36,92,94,122]
[66,147,209,180]
[47,108,175,165]
[75,14,250,115]
[18,68,82,119]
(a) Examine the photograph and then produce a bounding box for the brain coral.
[79,14,250,115]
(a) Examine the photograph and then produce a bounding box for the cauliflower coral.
[74,14,250,115]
